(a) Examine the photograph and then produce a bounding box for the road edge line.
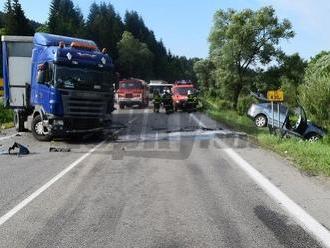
[0,133,19,141]
[191,113,330,248]
[0,140,106,227]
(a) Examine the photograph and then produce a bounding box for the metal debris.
[49,147,71,153]
[49,141,71,153]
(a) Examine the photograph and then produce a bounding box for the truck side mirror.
[37,69,46,84]
[37,63,50,84]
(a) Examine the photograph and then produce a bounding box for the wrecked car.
[248,103,326,142]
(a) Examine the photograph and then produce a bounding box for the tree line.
[193,7,329,129]
[0,0,197,82]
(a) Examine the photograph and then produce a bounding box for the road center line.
[0,140,106,227]
[189,113,207,128]
[190,113,330,248]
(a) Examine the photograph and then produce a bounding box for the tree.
[279,53,307,106]
[86,2,124,60]
[299,52,330,128]
[209,6,294,107]
[48,0,85,37]
[3,0,34,35]
[117,31,154,79]
[194,59,216,95]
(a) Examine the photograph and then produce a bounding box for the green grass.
[204,98,330,176]
[0,99,14,129]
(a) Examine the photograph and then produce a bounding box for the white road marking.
[0,133,19,141]
[0,140,105,227]
[190,113,207,128]
[191,113,330,248]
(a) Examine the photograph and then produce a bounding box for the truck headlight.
[53,120,64,126]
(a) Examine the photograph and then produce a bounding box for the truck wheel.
[14,110,25,132]
[31,115,52,141]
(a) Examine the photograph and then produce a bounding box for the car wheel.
[306,133,321,143]
[119,103,125,109]
[255,115,267,128]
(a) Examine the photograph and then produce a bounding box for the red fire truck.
[117,79,149,109]
[172,81,196,111]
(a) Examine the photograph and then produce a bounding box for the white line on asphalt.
[0,133,19,141]
[190,113,330,248]
[0,140,106,227]
[189,113,207,128]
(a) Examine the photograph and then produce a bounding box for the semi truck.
[2,33,115,141]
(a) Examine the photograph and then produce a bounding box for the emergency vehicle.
[117,79,149,109]
[172,81,196,111]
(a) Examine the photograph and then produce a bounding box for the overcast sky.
[3,0,330,59]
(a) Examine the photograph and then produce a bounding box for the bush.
[0,100,13,124]
[216,99,233,111]
[237,95,257,116]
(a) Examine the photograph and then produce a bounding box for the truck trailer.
[2,33,115,141]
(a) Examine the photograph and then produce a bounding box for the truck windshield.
[175,87,194,96]
[119,81,143,89]
[54,66,112,91]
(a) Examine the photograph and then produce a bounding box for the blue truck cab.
[2,33,115,141]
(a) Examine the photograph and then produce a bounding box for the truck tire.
[14,110,25,132]
[31,115,52,141]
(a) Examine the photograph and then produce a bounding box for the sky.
[2,0,330,59]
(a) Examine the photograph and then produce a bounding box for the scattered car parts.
[8,142,30,155]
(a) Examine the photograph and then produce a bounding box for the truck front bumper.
[118,98,143,106]
[48,117,107,136]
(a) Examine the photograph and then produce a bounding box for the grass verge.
[0,99,14,130]
[204,98,330,176]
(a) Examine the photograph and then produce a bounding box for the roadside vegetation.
[204,97,330,176]
[193,7,330,176]
[0,99,13,128]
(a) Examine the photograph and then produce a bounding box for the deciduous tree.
[209,7,294,107]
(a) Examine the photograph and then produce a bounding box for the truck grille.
[61,90,108,118]
[65,118,102,130]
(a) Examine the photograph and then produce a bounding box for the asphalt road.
[0,107,328,247]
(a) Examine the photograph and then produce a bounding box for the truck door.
[2,37,34,108]
[32,62,53,113]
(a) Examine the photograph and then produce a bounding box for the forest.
[0,0,197,82]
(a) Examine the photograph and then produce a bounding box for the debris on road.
[8,142,30,155]
[49,141,71,153]
[49,147,71,153]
